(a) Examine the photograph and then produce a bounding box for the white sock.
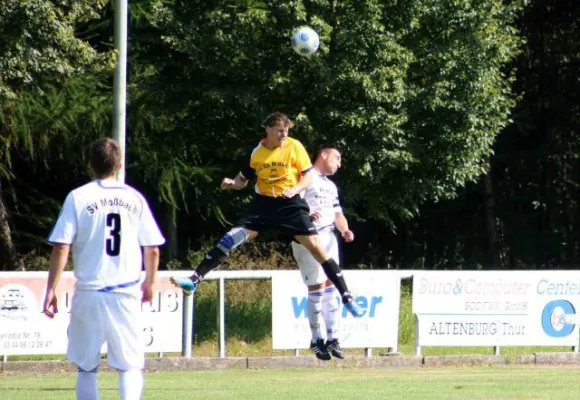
[322,285,339,341]
[119,369,144,400]
[307,288,324,342]
[76,371,98,400]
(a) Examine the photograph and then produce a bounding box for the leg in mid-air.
[305,282,344,359]
[291,230,346,360]
[294,234,364,317]
[321,284,344,359]
[305,286,331,361]
[170,227,257,294]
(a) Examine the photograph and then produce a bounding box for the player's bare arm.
[43,243,70,318]
[335,212,354,242]
[221,173,249,190]
[310,211,322,221]
[142,246,160,303]
[283,168,315,198]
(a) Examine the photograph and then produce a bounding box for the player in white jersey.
[42,137,165,400]
[291,146,354,361]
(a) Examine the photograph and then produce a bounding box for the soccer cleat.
[342,294,365,318]
[326,338,344,359]
[310,339,331,361]
[169,276,197,295]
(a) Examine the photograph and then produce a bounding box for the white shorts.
[67,290,144,371]
[291,228,339,286]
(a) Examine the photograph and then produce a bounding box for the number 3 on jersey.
[106,213,121,256]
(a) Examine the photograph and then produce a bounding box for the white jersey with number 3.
[48,179,165,295]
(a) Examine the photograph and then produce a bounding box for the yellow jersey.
[240,137,312,197]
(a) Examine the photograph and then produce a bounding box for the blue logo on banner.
[541,299,576,337]
[291,296,383,318]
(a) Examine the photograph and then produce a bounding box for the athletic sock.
[308,288,325,342]
[119,369,144,400]
[192,247,228,282]
[76,370,98,400]
[320,258,349,295]
[322,286,339,341]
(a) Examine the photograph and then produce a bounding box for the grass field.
[1,367,579,400]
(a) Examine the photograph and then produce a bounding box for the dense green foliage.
[146,0,522,222]
[1,0,577,271]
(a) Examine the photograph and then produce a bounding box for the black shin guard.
[193,247,228,282]
[320,258,349,296]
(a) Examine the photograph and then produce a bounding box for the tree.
[149,0,523,224]
[0,0,528,270]
[488,0,580,268]
[0,0,113,269]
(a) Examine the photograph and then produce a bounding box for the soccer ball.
[291,27,319,56]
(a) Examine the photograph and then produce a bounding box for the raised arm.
[221,173,250,190]
[282,168,315,198]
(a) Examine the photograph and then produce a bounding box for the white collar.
[96,179,123,188]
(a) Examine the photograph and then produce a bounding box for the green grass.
[2,367,580,400]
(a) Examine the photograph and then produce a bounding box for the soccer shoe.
[169,276,197,295]
[310,339,331,361]
[326,339,345,359]
[342,294,365,318]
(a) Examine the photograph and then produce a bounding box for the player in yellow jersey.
[170,112,364,318]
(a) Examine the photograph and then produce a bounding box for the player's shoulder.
[320,174,339,191]
[310,170,323,183]
[120,182,146,198]
[59,181,99,210]
[249,141,263,156]
[118,183,150,209]
[286,137,305,149]
[68,181,98,198]
[324,174,338,187]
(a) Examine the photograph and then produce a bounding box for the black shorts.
[236,194,317,237]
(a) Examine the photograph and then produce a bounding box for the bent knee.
[296,234,320,248]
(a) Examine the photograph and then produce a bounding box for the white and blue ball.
[291,27,319,56]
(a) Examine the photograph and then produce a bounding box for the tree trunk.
[483,172,502,268]
[0,185,24,271]
[165,204,178,260]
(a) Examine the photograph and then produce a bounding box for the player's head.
[263,112,294,148]
[315,145,342,176]
[89,137,122,179]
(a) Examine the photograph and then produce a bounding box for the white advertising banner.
[272,270,401,349]
[0,271,184,355]
[413,271,580,346]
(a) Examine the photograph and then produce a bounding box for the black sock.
[191,247,228,283]
[320,258,349,297]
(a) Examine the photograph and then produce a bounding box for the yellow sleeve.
[294,140,312,173]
